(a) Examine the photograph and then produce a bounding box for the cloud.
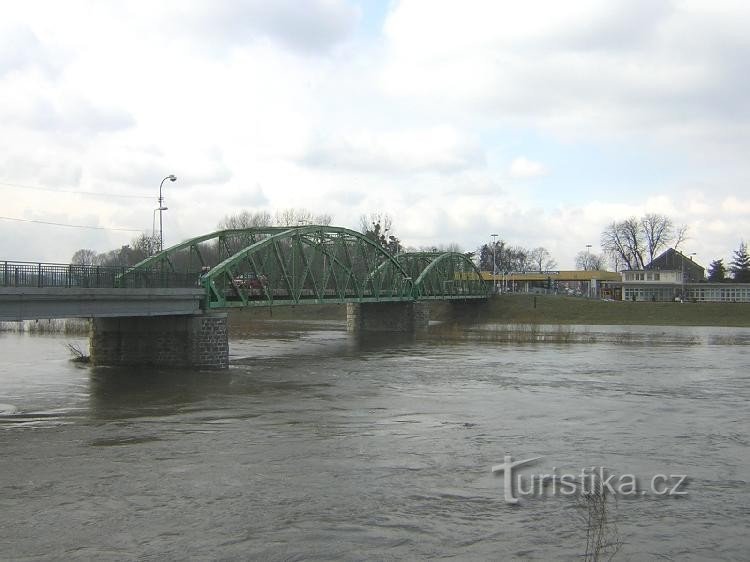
[1,94,134,135]
[381,0,750,155]
[509,157,547,178]
[303,127,485,174]
[1,0,748,272]
[0,23,62,77]
[175,0,360,54]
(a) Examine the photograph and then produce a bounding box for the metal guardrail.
[0,261,198,289]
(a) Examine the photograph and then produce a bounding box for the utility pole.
[158,175,177,251]
[491,233,498,293]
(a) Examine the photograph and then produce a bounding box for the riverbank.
[455,294,750,327]
[2,295,747,334]
[229,295,750,328]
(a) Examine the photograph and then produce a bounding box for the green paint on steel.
[395,252,489,300]
[199,226,415,308]
[117,227,488,306]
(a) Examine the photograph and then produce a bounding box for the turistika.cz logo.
[491,455,688,505]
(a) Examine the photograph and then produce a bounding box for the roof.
[646,248,704,281]
[483,270,621,282]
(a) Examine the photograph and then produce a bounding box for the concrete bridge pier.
[346,302,430,333]
[90,313,229,369]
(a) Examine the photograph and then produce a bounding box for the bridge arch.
[199,226,414,307]
[396,252,489,300]
[119,227,292,284]
[117,227,487,305]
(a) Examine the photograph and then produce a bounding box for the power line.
[0,180,153,200]
[0,215,143,232]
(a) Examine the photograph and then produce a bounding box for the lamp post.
[491,233,498,293]
[585,244,593,296]
[158,175,177,251]
[682,251,696,302]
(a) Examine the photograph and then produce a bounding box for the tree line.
[69,208,750,284]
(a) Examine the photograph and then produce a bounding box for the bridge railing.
[0,261,197,289]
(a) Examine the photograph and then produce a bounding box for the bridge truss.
[118,226,489,308]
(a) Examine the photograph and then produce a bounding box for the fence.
[0,261,198,289]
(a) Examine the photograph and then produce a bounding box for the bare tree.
[673,224,689,251]
[478,240,529,272]
[217,210,273,230]
[130,233,161,262]
[575,251,606,271]
[601,221,632,269]
[621,217,646,268]
[601,218,645,269]
[607,251,625,272]
[360,212,401,254]
[359,212,393,234]
[409,242,464,253]
[641,213,675,264]
[70,249,100,265]
[602,214,688,270]
[275,208,332,227]
[528,247,558,272]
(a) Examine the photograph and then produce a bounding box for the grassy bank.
[0,318,90,335]
[473,294,750,327]
[226,304,346,328]
[227,295,750,327]
[3,296,746,333]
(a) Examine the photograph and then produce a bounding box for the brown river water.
[1,321,749,560]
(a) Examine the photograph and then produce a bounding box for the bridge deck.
[0,288,205,322]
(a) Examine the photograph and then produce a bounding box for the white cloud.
[175,0,360,54]
[0,0,748,274]
[381,0,750,154]
[509,157,547,178]
[303,127,484,174]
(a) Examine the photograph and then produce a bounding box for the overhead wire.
[0,215,143,232]
[0,180,153,200]
[0,180,151,233]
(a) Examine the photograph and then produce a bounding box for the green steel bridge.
[1,225,489,367]
[117,225,489,308]
[1,225,488,314]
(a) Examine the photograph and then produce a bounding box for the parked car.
[233,273,263,289]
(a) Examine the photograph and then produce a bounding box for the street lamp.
[491,233,498,293]
[158,175,177,251]
[682,251,697,302]
[585,244,593,296]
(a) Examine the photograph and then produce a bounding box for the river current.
[1,322,748,560]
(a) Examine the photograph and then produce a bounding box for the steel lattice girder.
[199,226,415,307]
[395,252,490,299]
[117,227,488,305]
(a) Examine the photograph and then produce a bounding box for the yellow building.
[481,270,622,297]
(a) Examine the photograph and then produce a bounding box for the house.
[646,248,704,282]
[621,248,703,301]
[621,248,750,302]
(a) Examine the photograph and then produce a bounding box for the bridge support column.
[90,313,228,369]
[346,302,430,333]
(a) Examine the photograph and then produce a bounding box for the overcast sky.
[2,0,749,268]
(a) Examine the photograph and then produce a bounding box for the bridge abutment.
[90,313,228,369]
[346,302,430,333]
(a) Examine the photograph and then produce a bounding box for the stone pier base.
[346,302,430,333]
[90,313,228,369]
